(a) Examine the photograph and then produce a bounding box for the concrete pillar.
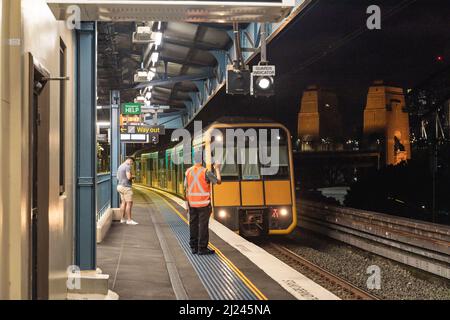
[298,85,342,151]
[363,81,411,165]
[298,86,320,147]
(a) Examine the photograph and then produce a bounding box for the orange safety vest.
[186,165,211,208]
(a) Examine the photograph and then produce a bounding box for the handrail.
[96,173,112,222]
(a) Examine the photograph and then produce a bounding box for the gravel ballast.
[266,228,450,300]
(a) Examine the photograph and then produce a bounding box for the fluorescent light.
[138,70,148,77]
[154,32,163,46]
[151,52,159,64]
[97,121,110,127]
[147,71,155,81]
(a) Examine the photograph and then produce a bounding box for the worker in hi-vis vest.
[184,149,221,255]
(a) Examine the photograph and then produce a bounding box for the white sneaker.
[120,219,126,224]
[126,220,139,225]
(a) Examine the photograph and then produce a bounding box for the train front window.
[241,147,260,180]
[260,129,290,179]
[261,145,289,179]
[218,146,239,180]
[213,127,290,181]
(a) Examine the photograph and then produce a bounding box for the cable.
[280,0,418,78]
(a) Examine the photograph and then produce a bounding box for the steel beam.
[75,22,97,270]
[110,90,120,208]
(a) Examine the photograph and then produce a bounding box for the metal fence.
[96,173,112,222]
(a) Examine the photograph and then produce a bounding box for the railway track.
[265,243,380,300]
[298,200,450,280]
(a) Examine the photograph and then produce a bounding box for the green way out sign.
[122,103,142,115]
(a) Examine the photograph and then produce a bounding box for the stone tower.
[297,86,342,151]
[363,81,411,165]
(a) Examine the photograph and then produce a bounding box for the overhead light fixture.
[96,121,111,127]
[153,32,163,46]
[133,26,152,43]
[135,97,146,104]
[147,70,155,81]
[226,65,251,95]
[251,23,275,98]
[143,85,153,94]
[134,64,150,83]
[151,52,160,65]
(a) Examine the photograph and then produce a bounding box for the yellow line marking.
[135,185,268,301]
[208,243,268,301]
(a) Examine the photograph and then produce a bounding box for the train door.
[28,54,50,300]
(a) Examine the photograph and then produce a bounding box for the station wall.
[0,0,76,299]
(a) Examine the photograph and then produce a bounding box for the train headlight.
[280,208,289,217]
[218,210,227,219]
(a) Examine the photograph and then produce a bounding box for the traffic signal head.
[252,74,275,97]
[226,66,251,95]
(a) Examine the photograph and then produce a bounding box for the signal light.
[226,66,251,95]
[252,75,275,97]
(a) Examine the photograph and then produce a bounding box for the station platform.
[97,186,339,300]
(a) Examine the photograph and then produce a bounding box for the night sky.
[191,0,450,137]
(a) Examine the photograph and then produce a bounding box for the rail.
[297,200,450,279]
[96,173,112,222]
[266,243,380,300]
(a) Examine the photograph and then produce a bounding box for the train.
[135,118,297,237]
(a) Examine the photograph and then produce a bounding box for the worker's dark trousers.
[189,205,211,250]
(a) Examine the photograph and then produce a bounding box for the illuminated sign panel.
[47,0,295,22]
[121,103,142,115]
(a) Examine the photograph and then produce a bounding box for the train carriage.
[138,118,297,237]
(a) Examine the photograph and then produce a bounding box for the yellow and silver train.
[137,118,297,237]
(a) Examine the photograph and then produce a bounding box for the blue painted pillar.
[110,90,120,208]
[75,22,97,270]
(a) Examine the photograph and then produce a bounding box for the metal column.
[75,22,97,270]
[110,90,120,208]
